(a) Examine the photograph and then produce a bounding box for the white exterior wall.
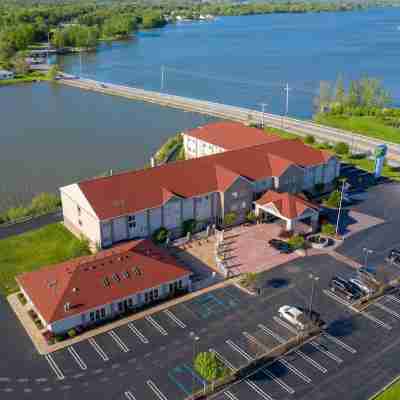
[149,207,162,233]
[60,184,101,246]
[183,134,225,159]
[128,211,148,238]
[163,199,181,229]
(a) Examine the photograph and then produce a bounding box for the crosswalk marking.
[124,391,137,400]
[310,341,343,364]
[278,359,311,383]
[322,333,357,354]
[68,346,87,370]
[226,339,253,362]
[108,330,130,352]
[163,310,186,328]
[88,338,109,361]
[245,379,274,400]
[262,368,294,394]
[44,354,65,380]
[146,316,168,336]
[128,323,149,344]
[147,380,168,400]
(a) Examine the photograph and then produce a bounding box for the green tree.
[304,134,315,144]
[334,141,349,155]
[325,190,341,208]
[334,74,346,104]
[13,53,29,75]
[321,223,336,237]
[141,11,166,29]
[194,351,228,382]
[47,64,60,80]
[314,81,332,113]
[30,192,60,214]
[224,212,237,227]
[288,234,305,250]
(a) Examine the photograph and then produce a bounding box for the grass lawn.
[314,114,400,144]
[0,223,90,296]
[0,72,49,86]
[374,379,400,400]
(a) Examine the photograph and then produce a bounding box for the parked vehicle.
[278,305,306,330]
[268,239,291,254]
[349,278,373,296]
[387,249,400,265]
[330,276,359,300]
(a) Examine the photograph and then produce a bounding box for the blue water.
[60,8,400,118]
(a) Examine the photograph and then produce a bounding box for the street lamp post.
[363,248,373,268]
[260,103,268,129]
[308,273,320,318]
[189,331,200,399]
[335,179,346,237]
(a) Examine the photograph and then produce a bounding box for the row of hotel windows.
[88,281,184,322]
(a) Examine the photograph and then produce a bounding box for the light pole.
[161,65,165,91]
[363,248,373,268]
[189,331,200,399]
[260,103,268,129]
[308,273,320,318]
[335,179,346,237]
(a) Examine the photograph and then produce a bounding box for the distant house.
[0,70,15,80]
[17,239,192,334]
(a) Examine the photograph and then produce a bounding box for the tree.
[194,351,228,382]
[334,141,349,155]
[246,211,257,223]
[334,74,346,104]
[321,223,336,237]
[314,81,332,113]
[13,53,29,75]
[47,64,60,80]
[223,212,237,227]
[141,11,166,29]
[304,134,315,144]
[152,227,169,244]
[288,234,305,250]
[30,192,60,214]
[325,190,341,208]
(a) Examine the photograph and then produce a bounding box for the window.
[145,292,149,303]
[112,273,120,282]
[128,215,135,222]
[169,283,173,293]
[90,312,95,322]
[128,298,133,307]
[178,280,183,289]
[95,310,100,320]
[101,308,106,318]
[154,288,159,299]
[232,192,238,199]
[241,201,247,209]
[78,219,83,226]
[128,221,136,229]
[77,205,81,216]
[118,302,123,312]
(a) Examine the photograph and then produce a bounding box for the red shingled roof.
[76,138,333,220]
[16,240,190,324]
[184,121,282,150]
[256,190,319,219]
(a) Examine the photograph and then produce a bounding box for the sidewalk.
[8,278,240,355]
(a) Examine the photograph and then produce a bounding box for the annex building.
[60,122,340,248]
[17,240,191,334]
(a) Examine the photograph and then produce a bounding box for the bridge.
[59,75,400,162]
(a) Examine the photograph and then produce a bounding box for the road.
[59,75,400,162]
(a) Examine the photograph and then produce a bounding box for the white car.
[278,305,305,330]
[349,278,372,296]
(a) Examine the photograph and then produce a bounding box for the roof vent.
[64,302,71,312]
[72,287,79,293]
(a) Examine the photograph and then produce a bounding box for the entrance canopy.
[255,190,319,232]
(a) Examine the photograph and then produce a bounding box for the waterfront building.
[0,70,15,80]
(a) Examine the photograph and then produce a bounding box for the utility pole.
[284,83,290,117]
[309,274,320,318]
[260,103,268,129]
[335,179,346,237]
[161,65,165,91]
[363,248,373,268]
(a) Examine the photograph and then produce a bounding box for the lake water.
[1,7,400,210]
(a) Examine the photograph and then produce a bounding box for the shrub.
[304,134,315,144]
[67,329,77,338]
[224,212,237,227]
[334,141,350,155]
[152,227,169,244]
[246,211,257,223]
[240,272,258,289]
[288,234,305,250]
[194,351,229,382]
[30,192,61,215]
[321,223,336,237]
[325,190,341,208]
[182,219,197,236]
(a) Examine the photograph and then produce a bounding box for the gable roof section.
[17,240,190,324]
[184,121,282,150]
[72,138,333,220]
[256,190,319,219]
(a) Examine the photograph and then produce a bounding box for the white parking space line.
[309,341,342,364]
[44,354,65,380]
[323,289,353,308]
[257,324,286,344]
[224,390,239,400]
[322,333,357,354]
[146,316,168,336]
[163,310,186,328]
[68,346,88,370]
[294,350,328,374]
[88,338,109,361]
[210,348,236,372]
[362,311,392,330]
[278,359,312,384]
[108,330,130,353]
[245,379,274,400]
[374,302,400,319]
[273,316,298,335]
[127,323,149,344]
[146,380,168,400]
[243,331,268,352]
[226,339,253,362]
[262,368,295,394]
[124,391,137,400]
